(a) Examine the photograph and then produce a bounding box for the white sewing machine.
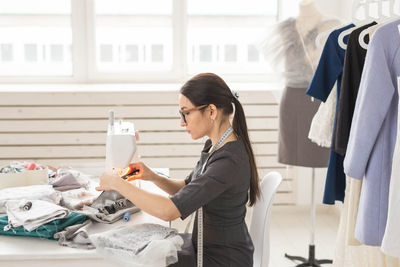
[105,110,137,173]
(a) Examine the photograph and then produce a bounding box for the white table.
[0,165,170,267]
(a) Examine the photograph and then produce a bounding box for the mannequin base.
[285,245,333,267]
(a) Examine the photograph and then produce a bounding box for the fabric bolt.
[50,172,83,192]
[306,23,355,204]
[5,199,69,231]
[84,190,140,224]
[170,139,254,266]
[0,184,61,213]
[54,219,95,249]
[260,17,338,167]
[0,212,86,240]
[90,223,183,267]
[308,83,337,148]
[332,22,377,156]
[344,19,400,246]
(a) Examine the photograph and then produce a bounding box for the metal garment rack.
[284,168,332,266]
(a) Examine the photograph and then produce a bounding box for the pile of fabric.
[0,161,182,266]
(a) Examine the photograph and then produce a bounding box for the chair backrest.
[250,171,282,267]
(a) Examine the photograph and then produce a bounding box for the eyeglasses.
[179,104,208,124]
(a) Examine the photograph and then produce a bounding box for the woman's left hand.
[95,172,121,191]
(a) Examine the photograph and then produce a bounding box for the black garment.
[332,21,377,156]
[170,139,254,267]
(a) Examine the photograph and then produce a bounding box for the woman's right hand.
[125,161,156,182]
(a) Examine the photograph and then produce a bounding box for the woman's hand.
[95,172,121,191]
[127,161,157,182]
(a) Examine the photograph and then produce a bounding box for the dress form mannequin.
[296,0,338,69]
[296,0,324,69]
[283,1,335,266]
[296,0,323,36]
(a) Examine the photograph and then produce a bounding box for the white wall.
[315,0,352,21]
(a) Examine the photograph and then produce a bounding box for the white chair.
[250,171,282,267]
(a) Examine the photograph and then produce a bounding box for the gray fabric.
[278,87,330,167]
[90,223,183,266]
[84,190,140,224]
[54,219,95,249]
[50,173,83,192]
[170,139,254,266]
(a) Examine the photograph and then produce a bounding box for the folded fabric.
[0,184,61,213]
[61,188,99,210]
[0,212,86,240]
[50,173,83,192]
[54,219,95,249]
[5,199,69,231]
[90,223,183,266]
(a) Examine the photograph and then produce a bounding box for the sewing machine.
[105,110,137,173]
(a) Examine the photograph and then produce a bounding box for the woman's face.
[178,94,211,140]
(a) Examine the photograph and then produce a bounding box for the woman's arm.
[152,174,186,195]
[96,173,182,222]
[128,162,186,195]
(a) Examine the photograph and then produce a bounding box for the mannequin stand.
[284,168,333,267]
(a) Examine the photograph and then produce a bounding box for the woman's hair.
[180,73,260,206]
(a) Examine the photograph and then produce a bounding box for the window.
[0,0,72,76]
[0,0,280,83]
[25,44,38,62]
[187,0,277,76]
[94,0,173,74]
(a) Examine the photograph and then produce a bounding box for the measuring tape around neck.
[197,126,234,267]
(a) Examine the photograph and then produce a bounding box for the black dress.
[169,139,254,267]
[332,21,377,156]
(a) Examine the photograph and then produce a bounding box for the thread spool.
[23,201,32,211]
[123,212,131,222]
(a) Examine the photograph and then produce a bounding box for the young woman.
[96,73,260,266]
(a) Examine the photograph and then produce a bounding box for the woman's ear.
[209,104,217,120]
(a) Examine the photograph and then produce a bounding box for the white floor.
[269,205,340,267]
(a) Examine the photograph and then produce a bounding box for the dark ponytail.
[180,73,260,206]
[231,97,260,206]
